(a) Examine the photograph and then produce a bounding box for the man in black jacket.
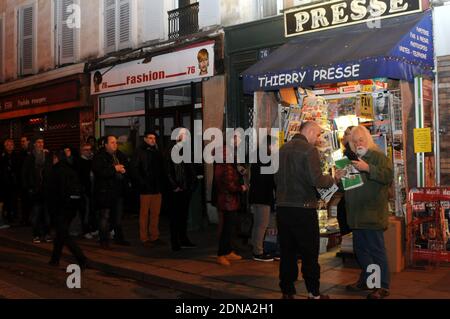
[130,131,166,246]
[275,121,344,300]
[0,139,20,225]
[17,136,32,226]
[48,151,88,269]
[22,136,53,244]
[249,135,276,262]
[166,128,196,251]
[92,136,130,249]
[78,143,96,238]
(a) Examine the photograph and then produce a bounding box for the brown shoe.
[225,252,242,261]
[367,288,390,299]
[217,256,231,266]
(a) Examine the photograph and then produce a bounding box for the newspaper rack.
[406,187,450,265]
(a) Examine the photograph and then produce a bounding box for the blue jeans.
[353,229,390,289]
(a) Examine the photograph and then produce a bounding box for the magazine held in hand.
[334,156,364,191]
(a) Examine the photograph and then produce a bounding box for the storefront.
[0,72,92,152]
[90,40,217,154]
[243,5,440,269]
[90,39,225,229]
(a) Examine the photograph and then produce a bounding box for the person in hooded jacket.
[48,150,88,270]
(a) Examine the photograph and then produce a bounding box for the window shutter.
[59,0,75,64]
[118,0,131,50]
[20,5,34,75]
[104,0,116,53]
[262,0,277,17]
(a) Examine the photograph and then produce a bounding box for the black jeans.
[218,211,237,257]
[3,188,18,223]
[50,206,86,265]
[277,207,321,296]
[30,199,50,238]
[80,193,96,234]
[99,197,125,243]
[169,191,192,248]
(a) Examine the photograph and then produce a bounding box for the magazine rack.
[406,187,450,267]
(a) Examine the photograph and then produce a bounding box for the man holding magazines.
[343,125,393,299]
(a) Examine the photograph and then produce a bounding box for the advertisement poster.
[91,42,215,95]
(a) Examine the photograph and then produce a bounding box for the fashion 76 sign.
[284,0,423,37]
[91,41,214,95]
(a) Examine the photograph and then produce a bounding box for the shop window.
[163,85,192,107]
[104,0,133,54]
[100,92,145,115]
[54,0,79,65]
[101,116,145,156]
[18,4,36,76]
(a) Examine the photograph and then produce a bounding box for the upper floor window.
[258,0,283,18]
[0,16,4,82]
[55,0,79,66]
[168,0,199,39]
[104,0,132,54]
[18,4,36,76]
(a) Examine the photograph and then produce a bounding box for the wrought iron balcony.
[168,2,199,39]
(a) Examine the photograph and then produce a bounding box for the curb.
[0,235,264,299]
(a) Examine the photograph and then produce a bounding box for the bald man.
[275,121,344,299]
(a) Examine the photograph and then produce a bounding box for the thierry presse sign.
[284,0,422,37]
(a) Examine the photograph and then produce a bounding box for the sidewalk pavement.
[0,215,449,299]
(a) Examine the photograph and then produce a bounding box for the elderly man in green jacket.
[343,125,393,300]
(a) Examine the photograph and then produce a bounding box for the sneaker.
[273,254,281,261]
[110,230,115,239]
[367,288,390,299]
[217,256,231,266]
[0,224,10,230]
[44,236,53,243]
[253,253,274,262]
[308,293,330,300]
[84,233,94,240]
[346,281,373,292]
[32,237,41,244]
[180,241,197,249]
[225,252,242,261]
[91,230,99,237]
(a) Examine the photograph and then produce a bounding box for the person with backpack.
[48,151,88,270]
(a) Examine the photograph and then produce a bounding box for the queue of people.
[0,121,393,299]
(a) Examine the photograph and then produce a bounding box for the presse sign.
[284,0,423,37]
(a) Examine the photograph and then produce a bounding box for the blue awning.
[242,11,434,94]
